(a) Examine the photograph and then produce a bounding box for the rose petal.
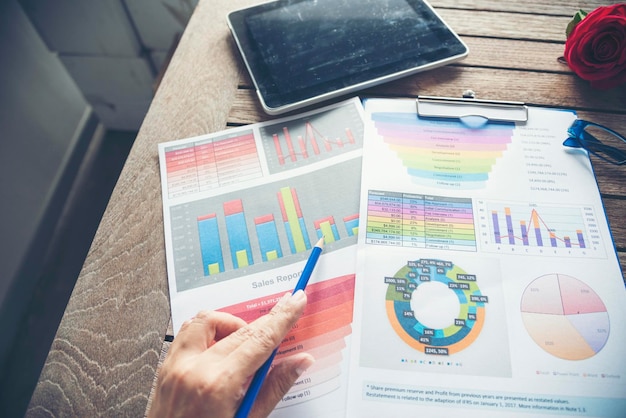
[563,4,626,88]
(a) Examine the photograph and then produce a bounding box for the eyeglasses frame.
[563,119,626,165]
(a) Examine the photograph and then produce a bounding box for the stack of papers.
[158,97,625,417]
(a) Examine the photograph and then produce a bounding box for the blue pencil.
[234,237,325,418]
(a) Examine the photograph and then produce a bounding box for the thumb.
[248,353,315,418]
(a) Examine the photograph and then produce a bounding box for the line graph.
[495,208,586,248]
[477,201,605,257]
[271,122,356,165]
[272,122,355,165]
[259,103,364,174]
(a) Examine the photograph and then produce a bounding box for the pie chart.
[385,258,487,355]
[520,274,609,360]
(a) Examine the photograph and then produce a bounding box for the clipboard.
[416,94,528,127]
[350,96,626,418]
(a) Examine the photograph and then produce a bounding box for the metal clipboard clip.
[416,93,528,128]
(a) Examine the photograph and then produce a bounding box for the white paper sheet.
[157,98,365,417]
[346,98,626,417]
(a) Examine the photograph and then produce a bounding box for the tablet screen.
[229,0,467,114]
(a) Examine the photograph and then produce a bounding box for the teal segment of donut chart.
[385,258,487,355]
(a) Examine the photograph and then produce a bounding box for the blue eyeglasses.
[563,119,626,165]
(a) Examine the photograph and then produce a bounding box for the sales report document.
[346,99,626,417]
[158,98,365,418]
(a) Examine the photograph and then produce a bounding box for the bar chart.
[478,201,605,257]
[170,158,362,291]
[260,103,364,174]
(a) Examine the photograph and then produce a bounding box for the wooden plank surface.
[28,0,626,416]
[430,0,615,14]
[26,0,260,416]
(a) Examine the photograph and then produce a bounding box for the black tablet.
[228,0,468,115]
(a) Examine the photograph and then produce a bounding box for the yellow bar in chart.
[208,263,221,275]
[280,187,307,253]
[320,221,336,243]
[236,249,250,268]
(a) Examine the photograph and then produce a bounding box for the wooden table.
[27,0,625,416]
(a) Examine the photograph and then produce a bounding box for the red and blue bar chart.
[259,104,364,174]
[171,158,362,291]
[478,201,605,257]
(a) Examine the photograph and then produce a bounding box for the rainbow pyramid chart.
[371,112,515,189]
[521,274,610,360]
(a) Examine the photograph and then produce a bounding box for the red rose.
[564,4,626,89]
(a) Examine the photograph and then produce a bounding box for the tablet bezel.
[228,0,468,115]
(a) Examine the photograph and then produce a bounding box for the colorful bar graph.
[283,127,297,162]
[550,232,558,247]
[505,207,515,245]
[278,187,311,254]
[531,210,543,246]
[577,230,586,248]
[315,216,340,243]
[270,122,357,165]
[343,214,359,237]
[492,211,501,244]
[346,128,356,144]
[521,221,529,246]
[194,180,360,278]
[489,205,588,249]
[254,214,283,262]
[224,199,253,268]
[272,134,285,165]
[197,213,224,275]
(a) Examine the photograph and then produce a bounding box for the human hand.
[148,290,314,418]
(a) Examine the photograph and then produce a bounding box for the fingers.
[170,311,247,359]
[249,353,315,418]
[215,290,308,379]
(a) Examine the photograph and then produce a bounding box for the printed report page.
[158,98,365,418]
[346,98,626,418]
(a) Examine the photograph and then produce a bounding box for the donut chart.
[385,258,488,355]
[521,274,610,360]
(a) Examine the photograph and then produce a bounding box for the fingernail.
[291,289,306,302]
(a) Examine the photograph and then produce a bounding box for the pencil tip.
[316,236,325,248]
